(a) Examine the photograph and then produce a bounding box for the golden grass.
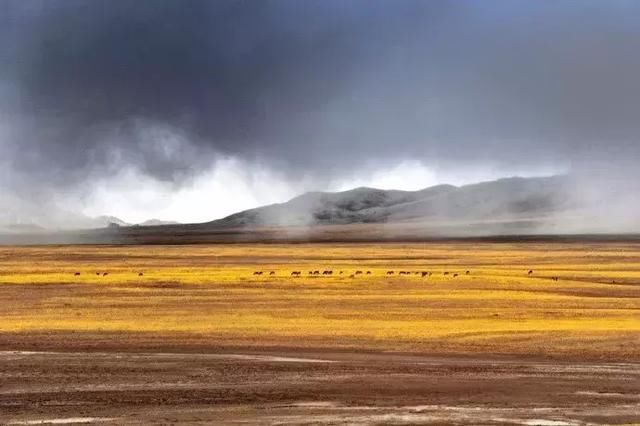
[1,243,639,359]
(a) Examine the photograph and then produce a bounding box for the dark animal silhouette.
[349,274,355,278]
[552,276,559,281]
[466,270,470,275]
[102,272,108,277]
[253,271,263,276]
[339,271,343,274]
[421,271,429,277]
[314,270,320,275]
[74,272,80,276]
[366,271,371,275]
[96,272,100,276]
[269,271,275,275]
[443,272,449,276]
[291,271,301,277]
[453,273,459,278]
[528,270,533,275]
[355,271,363,275]
[387,271,394,275]
[138,272,144,277]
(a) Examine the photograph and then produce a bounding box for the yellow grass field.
[1,242,639,360]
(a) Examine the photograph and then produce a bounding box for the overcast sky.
[1,0,639,224]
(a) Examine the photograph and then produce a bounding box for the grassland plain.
[2,242,640,424]
[0,242,638,359]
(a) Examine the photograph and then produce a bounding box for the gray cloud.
[1,0,640,223]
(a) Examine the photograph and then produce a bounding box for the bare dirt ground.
[1,349,639,425]
[1,242,639,424]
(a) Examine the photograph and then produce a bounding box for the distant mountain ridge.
[0,213,178,233]
[136,219,180,227]
[3,175,640,244]
[208,176,574,228]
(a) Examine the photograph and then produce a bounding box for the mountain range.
[2,175,639,243]
[0,213,177,234]
[208,176,574,228]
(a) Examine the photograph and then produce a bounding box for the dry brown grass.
[1,242,639,360]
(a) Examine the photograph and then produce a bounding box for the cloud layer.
[1,0,640,223]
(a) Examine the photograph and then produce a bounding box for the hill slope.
[4,175,640,244]
[208,176,574,228]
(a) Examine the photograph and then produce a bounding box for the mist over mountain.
[2,1,640,227]
[0,208,177,233]
[0,200,129,232]
[205,174,639,235]
[137,219,180,227]
[209,176,571,227]
[1,174,639,244]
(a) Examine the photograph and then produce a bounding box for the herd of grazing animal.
[72,271,143,277]
[250,269,444,278]
[70,268,560,282]
[247,269,563,282]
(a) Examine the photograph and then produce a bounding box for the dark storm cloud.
[2,0,640,189]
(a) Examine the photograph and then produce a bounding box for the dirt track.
[1,348,639,425]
